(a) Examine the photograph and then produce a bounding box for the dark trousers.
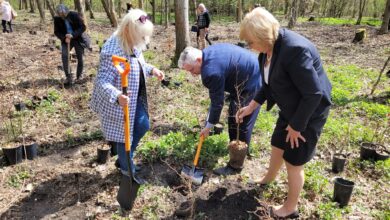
[1,20,12,33]
[61,40,84,79]
[227,98,260,148]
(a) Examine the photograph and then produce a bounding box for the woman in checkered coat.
[90,9,164,183]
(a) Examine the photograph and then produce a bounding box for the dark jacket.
[201,43,262,124]
[197,10,210,29]
[254,28,332,132]
[54,11,86,43]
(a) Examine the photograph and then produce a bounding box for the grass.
[300,16,382,27]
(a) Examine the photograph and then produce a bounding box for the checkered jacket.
[89,35,154,143]
[197,10,210,29]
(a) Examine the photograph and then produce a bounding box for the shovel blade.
[117,174,140,211]
[181,164,204,185]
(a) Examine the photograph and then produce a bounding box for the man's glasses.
[138,15,150,24]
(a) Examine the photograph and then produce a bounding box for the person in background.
[178,44,262,176]
[90,9,164,183]
[126,3,133,12]
[0,0,12,33]
[237,7,332,218]
[196,3,211,49]
[54,4,87,87]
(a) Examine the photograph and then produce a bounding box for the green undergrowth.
[300,17,382,27]
[137,131,229,168]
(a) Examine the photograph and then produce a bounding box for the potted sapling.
[332,123,351,173]
[2,117,23,165]
[227,77,248,170]
[373,126,389,161]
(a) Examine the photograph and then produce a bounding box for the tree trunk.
[117,0,122,18]
[309,0,319,14]
[164,0,169,28]
[322,0,328,17]
[379,0,390,34]
[36,0,45,23]
[101,0,118,27]
[284,0,289,15]
[151,0,156,23]
[288,0,298,29]
[192,0,197,22]
[236,0,242,23]
[45,0,55,18]
[30,0,35,13]
[139,0,143,9]
[298,0,306,17]
[356,0,367,25]
[85,0,95,19]
[159,0,163,25]
[352,0,357,18]
[373,0,378,18]
[74,0,87,26]
[173,0,190,65]
[19,0,22,10]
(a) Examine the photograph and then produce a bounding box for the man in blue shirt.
[178,43,262,175]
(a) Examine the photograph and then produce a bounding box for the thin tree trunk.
[139,0,143,9]
[173,0,190,65]
[379,0,390,34]
[373,0,378,18]
[152,0,156,23]
[45,0,55,18]
[101,0,118,27]
[352,0,357,18]
[30,0,35,13]
[85,0,95,19]
[74,0,87,26]
[117,0,122,18]
[19,0,22,10]
[288,0,298,29]
[309,0,318,14]
[322,0,328,17]
[164,0,169,28]
[192,0,197,22]
[236,0,242,22]
[160,0,163,25]
[284,0,289,15]
[356,0,367,25]
[36,0,45,23]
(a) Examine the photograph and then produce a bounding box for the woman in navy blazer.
[237,8,331,219]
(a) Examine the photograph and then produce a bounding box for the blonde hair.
[115,9,153,55]
[198,3,206,12]
[240,7,280,49]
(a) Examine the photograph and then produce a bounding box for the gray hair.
[56,4,69,15]
[178,47,202,69]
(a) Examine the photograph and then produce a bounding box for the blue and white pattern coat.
[90,35,154,143]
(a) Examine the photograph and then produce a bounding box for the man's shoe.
[213,164,242,176]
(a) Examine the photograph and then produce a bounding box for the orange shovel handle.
[112,55,131,152]
[193,135,205,167]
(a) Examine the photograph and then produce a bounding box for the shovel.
[112,55,141,211]
[181,135,205,185]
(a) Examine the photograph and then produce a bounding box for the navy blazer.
[54,11,86,43]
[254,28,332,132]
[201,43,262,124]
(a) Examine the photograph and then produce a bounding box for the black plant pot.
[332,153,347,173]
[360,142,376,160]
[97,148,110,164]
[3,145,23,165]
[22,143,38,160]
[333,177,355,208]
[214,123,224,135]
[110,143,118,156]
[161,79,171,87]
[375,148,389,161]
[14,102,26,111]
